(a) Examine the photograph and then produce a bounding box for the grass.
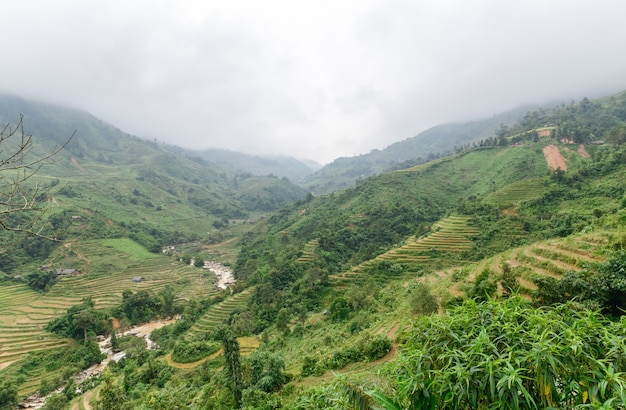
[101,238,159,260]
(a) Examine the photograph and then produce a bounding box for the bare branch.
[0,115,74,242]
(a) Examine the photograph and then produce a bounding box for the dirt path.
[64,242,91,265]
[543,144,567,171]
[70,157,87,173]
[165,349,223,369]
[82,388,95,410]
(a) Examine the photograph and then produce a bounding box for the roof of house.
[56,268,79,275]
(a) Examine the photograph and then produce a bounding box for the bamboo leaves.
[378,297,626,409]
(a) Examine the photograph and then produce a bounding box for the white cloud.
[1,0,625,163]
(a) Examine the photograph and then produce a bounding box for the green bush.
[410,283,438,315]
[358,335,392,361]
[171,340,221,363]
[300,356,318,377]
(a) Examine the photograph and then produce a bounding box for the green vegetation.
[297,297,626,409]
[2,91,626,408]
[303,105,535,194]
[171,340,221,364]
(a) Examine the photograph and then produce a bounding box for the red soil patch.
[543,145,567,171]
[578,144,591,158]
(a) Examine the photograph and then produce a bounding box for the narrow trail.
[372,323,400,365]
[82,388,95,410]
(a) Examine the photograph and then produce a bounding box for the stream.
[204,260,235,289]
[18,261,235,409]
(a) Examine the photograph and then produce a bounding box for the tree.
[410,283,438,315]
[500,262,519,298]
[73,308,97,342]
[26,270,58,292]
[213,325,243,408]
[275,308,290,335]
[0,115,72,242]
[94,369,128,410]
[159,286,176,317]
[0,378,18,409]
[467,268,497,301]
[246,350,287,393]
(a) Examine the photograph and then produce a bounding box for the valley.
[0,91,626,409]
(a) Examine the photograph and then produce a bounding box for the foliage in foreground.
[297,297,626,409]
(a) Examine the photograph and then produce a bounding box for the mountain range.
[0,89,625,409]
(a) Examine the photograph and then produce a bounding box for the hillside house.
[55,268,81,276]
[131,276,145,283]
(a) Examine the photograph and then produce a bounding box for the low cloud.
[1,0,625,163]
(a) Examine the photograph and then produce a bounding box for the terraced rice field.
[0,238,221,395]
[376,215,478,264]
[453,233,606,298]
[486,178,546,206]
[0,285,75,372]
[184,287,256,342]
[298,239,319,263]
[331,216,479,287]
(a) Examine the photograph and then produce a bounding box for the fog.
[1,0,625,163]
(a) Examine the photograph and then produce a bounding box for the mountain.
[0,93,307,270]
[302,105,540,194]
[163,146,321,182]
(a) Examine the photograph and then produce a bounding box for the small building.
[131,276,145,283]
[55,269,81,276]
[590,140,605,145]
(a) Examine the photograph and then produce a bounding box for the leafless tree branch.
[0,115,74,241]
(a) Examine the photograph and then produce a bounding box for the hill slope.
[0,94,307,272]
[302,105,537,194]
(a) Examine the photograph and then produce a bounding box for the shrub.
[410,283,438,315]
[300,356,318,377]
[171,340,221,364]
[358,335,392,361]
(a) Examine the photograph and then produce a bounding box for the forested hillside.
[302,104,537,194]
[0,94,307,274]
[1,91,626,409]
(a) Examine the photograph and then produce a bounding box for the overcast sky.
[1,1,625,164]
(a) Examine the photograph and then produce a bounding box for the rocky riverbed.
[204,261,235,289]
